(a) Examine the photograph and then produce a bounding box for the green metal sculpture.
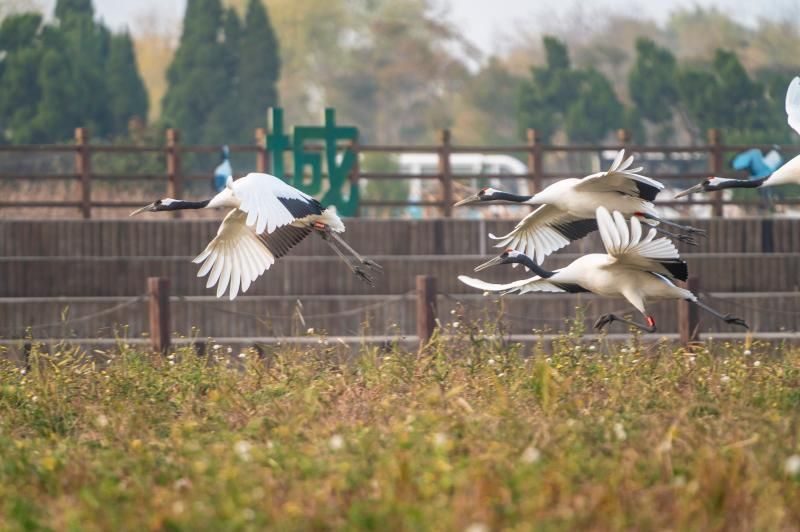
[266,108,359,216]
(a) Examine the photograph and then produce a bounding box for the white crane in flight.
[459,207,747,333]
[131,173,382,299]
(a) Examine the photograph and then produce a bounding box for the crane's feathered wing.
[232,173,323,235]
[489,150,662,264]
[192,210,312,300]
[785,76,800,136]
[574,149,664,201]
[488,205,598,264]
[595,206,687,281]
[458,274,574,295]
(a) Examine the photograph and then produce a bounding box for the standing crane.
[454,150,704,266]
[676,76,800,198]
[130,173,382,299]
[458,207,748,333]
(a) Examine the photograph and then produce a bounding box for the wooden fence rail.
[2,126,798,218]
[142,274,705,354]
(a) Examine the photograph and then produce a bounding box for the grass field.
[1,322,799,530]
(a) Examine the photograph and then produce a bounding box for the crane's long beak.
[674,182,705,199]
[474,255,505,272]
[129,202,156,217]
[454,194,480,207]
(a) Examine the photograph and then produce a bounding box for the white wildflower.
[520,446,541,464]
[307,328,315,335]
[212,344,222,350]
[238,352,247,359]
[743,349,752,356]
[450,309,456,315]
[329,434,344,451]
[95,414,109,428]
[588,345,597,352]
[452,322,460,329]
[487,358,495,365]
[784,455,800,476]
[234,440,253,461]
[720,375,730,384]
[753,360,761,367]
[613,422,627,441]
[433,432,448,448]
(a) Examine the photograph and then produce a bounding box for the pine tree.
[628,39,679,125]
[237,0,280,133]
[0,13,44,142]
[161,0,230,144]
[106,32,149,135]
[201,7,243,143]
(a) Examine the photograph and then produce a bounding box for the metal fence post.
[416,275,437,347]
[166,129,182,218]
[527,128,543,195]
[678,277,701,345]
[75,127,91,219]
[708,128,724,217]
[148,277,171,353]
[438,129,452,217]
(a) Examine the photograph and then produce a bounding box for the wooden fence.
[1,126,799,218]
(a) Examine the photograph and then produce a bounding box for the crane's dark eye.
[478,188,487,196]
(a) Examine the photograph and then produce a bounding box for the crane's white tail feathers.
[317,207,345,232]
[458,275,569,295]
[785,76,800,135]
[596,206,679,261]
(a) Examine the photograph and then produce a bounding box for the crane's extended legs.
[690,299,749,329]
[636,212,706,237]
[654,226,698,246]
[313,223,382,286]
[594,313,657,333]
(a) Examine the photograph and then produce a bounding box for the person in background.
[213,145,232,193]
[731,146,783,204]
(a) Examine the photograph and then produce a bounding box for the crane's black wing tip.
[635,181,661,202]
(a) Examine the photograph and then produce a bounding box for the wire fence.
[2,287,798,344]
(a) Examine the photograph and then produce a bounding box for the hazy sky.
[35,0,799,53]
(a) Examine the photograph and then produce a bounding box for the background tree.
[236,0,280,138]
[0,0,149,143]
[161,0,230,144]
[105,32,149,135]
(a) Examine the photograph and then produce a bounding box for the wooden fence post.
[75,127,91,219]
[148,277,171,353]
[438,129,452,217]
[526,128,543,195]
[678,276,701,345]
[349,137,361,217]
[166,129,182,218]
[254,127,268,173]
[416,275,437,347]
[616,128,631,145]
[707,128,724,217]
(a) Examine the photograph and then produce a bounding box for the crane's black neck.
[487,191,534,203]
[160,199,211,211]
[508,254,554,278]
[708,175,769,191]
